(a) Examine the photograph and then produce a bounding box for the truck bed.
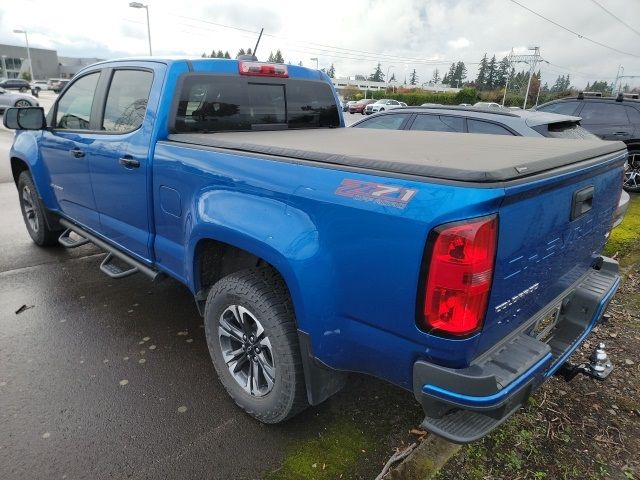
[167,129,625,183]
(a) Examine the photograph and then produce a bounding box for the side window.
[102,70,154,132]
[352,113,410,130]
[537,101,580,116]
[579,102,629,124]
[625,106,640,124]
[467,119,514,136]
[411,114,464,132]
[55,72,100,130]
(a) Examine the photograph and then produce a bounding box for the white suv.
[365,99,403,115]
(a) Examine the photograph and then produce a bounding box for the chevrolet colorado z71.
[3,58,627,443]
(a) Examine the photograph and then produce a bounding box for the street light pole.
[129,2,152,55]
[523,46,540,109]
[386,64,395,88]
[13,29,34,81]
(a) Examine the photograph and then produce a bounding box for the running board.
[59,228,90,248]
[58,218,161,281]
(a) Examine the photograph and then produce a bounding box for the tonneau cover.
[167,129,626,182]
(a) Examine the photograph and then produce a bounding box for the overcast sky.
[1,0,639,88]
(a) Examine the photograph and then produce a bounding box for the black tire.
[17,171,62,246]
[204,267,307,423]
[19,86,28,93]
[623,147,640,193]
[379,108,385,111]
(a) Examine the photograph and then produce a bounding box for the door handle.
[119,157,140,169]
[69,148,85,158]
[613,132,629,136]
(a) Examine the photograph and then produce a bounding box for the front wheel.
[14,99,31,107]
[624,149,640,192]
[17,171,62,246]
[204,267,308,423]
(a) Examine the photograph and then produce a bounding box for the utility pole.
[253,28,264,59]
[501,47,542,109]
[501,49,513,107]
[13,29,34,81]
[614,65,624,95]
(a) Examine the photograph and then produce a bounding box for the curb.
[384,435,461,480]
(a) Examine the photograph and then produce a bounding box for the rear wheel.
[204,267,308,423]
[624,148,640,193]
[17,171,62,246]
[19,86,28,93]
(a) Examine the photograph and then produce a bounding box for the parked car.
[351,105,597,138]
[349,98,375,114]
[50,79,70,93]
[3,57,628,444]
[30,80,49,93]
[536,93,640,192]
[473,101,502,109]
[0,78,31,93]
[343,100,356,112]
[0,87,39,112]
[364,98,403,114]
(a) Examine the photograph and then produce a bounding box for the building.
[0,43,105,81]
[58,56,105,79]
[0,43,59,80]
[331,77,387,93]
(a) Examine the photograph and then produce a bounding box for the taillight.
[420,215,497,336]
[238,61,288,78]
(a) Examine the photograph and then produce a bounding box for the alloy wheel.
[22,185,39,233]
[15,100,31,107]
[218,305,275,397]
[624,151,640,190]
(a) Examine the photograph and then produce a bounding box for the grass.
[603,193,640,260]
[266,420,372,480]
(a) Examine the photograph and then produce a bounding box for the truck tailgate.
[476,148,627,356]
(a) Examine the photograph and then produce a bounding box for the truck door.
[82,66,160,262]
[40,71,102,230]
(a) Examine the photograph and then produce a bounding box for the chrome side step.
[58,218,162,281]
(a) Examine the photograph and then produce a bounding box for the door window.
[467,119,514,135]
[352,113,410,129]
[55,72,100,130]
[102,70,154,132]
[579,102,629,124]
[411,114,464,132]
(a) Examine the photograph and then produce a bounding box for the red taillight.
[238,61,288,78]
[421,216,497,336]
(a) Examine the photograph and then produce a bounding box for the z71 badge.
[335,179,417,208]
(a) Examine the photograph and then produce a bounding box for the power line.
[588,0,640,39]
[507,0,640,58]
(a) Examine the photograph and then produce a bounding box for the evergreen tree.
[431,68,441,84]
[267,52,275,62]
[273,49,284,63]
[443,62,456,85]
[246,48,252,55]
[216,50,224,58]
[486,55,497,89]
[409,68,418,86]
[389,72,396,82]
[476,54,489,89]
[369,62,385,82]
[224,51,231,59]
[298,61,303,66]
[563,74,571,91]
[496,57,511,88]
[237,48,246,57]
[454,61,467,86]
[327,63,335,78]
[202,52,208,58]
[210,50,216,58]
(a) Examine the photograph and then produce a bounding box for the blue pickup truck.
[3,58,628,443]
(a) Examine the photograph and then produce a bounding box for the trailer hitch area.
[555,343,614,382]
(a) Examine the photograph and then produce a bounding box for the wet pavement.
[0,181,421,480]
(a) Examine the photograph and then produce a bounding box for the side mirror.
[2,107,46,130]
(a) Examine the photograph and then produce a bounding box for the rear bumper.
[613,190,630,228]
[413,257,620,443]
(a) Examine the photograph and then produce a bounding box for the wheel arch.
[10,156,30,185]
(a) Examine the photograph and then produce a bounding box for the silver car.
[0,87,39,112]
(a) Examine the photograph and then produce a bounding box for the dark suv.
[0,78,31,93]
[536,93,640,192]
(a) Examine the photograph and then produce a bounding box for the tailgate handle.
[571,186,594,221]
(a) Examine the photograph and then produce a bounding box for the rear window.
[173,74,340,132]
[537,101,580,116]
[534,122,598,139]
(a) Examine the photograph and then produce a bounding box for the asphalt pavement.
[0,103,422,480]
